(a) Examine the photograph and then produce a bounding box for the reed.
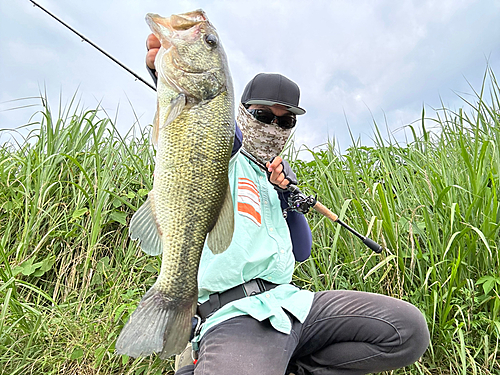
[293,68,500,374]
[0,95,170,374]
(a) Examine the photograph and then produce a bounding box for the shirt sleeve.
[278,191,312,262]
[231,123,243,157]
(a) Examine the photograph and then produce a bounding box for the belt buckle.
[193,314,202,337]
[243,279,263,296]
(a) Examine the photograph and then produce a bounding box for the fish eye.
[204,34,218,47]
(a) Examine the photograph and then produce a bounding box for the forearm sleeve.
[278,191,312,262]
[148,66,158,86]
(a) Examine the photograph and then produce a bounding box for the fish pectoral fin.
[152,102,160,147]
[129,194,163,256]
[207,182,234,254]
[161,93,186,130]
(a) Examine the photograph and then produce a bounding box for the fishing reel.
[283,186,317,218]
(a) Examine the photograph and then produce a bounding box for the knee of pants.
[175,364,195,375]
[398,303,431,364]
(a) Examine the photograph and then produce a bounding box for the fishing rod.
[29,0,156,91]
[30,1,383,253]
[241,149,382,253]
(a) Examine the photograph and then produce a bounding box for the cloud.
[1,0,500,155]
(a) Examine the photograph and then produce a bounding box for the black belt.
[197,279,279,321]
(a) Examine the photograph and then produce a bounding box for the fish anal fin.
[129,193,163,256]
[207,182,234,254]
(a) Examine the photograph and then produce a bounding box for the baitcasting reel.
[283,188,317,218]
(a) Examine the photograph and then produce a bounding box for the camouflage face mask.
[237,102,292,163]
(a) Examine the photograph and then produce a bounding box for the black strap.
[197,279,279,321]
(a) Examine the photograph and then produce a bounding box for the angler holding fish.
[118,9,430,375]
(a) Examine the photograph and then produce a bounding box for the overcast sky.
[1,0,500,156]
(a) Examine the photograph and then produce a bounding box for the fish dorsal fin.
[129,193,163,256]
[207,182,234,254]
[161,93,186,130]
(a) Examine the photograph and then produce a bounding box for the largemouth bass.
[116,9,235,359]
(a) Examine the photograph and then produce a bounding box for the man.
[146,34,430,375]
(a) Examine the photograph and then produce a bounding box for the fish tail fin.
[115,287,196,359]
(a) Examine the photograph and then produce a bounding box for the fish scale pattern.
[154,93,234,296]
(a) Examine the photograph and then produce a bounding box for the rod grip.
[312,201,339,222]
[363,237,383,253]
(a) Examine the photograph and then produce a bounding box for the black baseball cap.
[241,73,306,115]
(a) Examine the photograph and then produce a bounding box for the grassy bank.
[293,70,500,374]
[1,71,500,374]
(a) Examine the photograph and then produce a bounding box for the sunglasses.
[247,109,297,129]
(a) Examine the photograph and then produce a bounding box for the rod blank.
[29,0,156,91]
[240,149,383,253]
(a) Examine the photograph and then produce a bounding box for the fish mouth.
[147,10,226,98]
[146,10,208,50]
[146,10,211,74]
[169,10,207,30]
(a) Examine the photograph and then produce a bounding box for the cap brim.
[244,99,306,115]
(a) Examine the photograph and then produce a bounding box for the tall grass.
[1,70,499,374]
[293,69,500,374]
[0,96,171,374]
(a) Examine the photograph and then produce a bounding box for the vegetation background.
[1,71,499,374]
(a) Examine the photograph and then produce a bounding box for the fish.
[115,9,235,359]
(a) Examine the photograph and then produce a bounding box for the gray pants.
[176,290,430,375]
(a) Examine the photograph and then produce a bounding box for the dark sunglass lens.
[278,116,296,129]
[250,109,275,124]
[248,109,296,129]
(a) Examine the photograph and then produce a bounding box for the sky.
[1,0,500,157]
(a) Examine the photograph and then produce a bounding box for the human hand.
[266,156,297,190]
[146,33,160,73]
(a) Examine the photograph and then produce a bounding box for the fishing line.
[29,0,383,253]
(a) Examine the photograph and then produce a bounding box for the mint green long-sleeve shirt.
[192,151,314,347]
